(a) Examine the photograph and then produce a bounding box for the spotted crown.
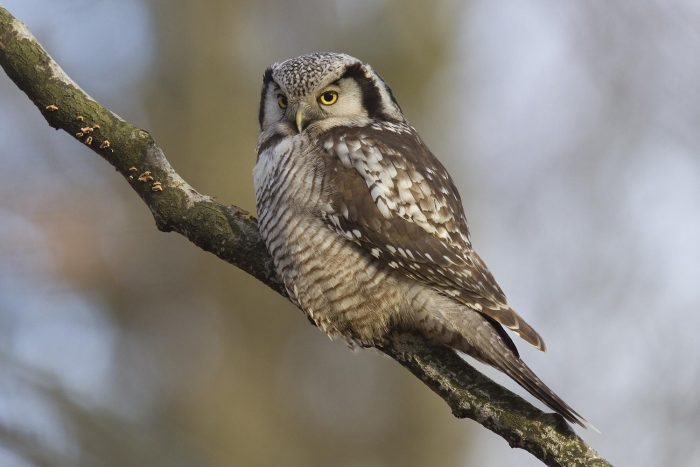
[270,52,359,97]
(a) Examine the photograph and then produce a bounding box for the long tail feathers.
[489,348,595,429]
[436,307,595,429]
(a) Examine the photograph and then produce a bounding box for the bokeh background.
[1,1,699,466]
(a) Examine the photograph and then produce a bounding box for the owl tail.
[483,339,593,429]
[431,307,593,429]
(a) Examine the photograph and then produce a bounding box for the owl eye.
[318,90,338,106]
[277,94,288,109]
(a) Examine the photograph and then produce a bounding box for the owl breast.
[253,135,405,344]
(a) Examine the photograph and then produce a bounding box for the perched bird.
[254,52,588,427]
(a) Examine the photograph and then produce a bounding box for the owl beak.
[295,108,306,133]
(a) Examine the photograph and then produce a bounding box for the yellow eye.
[318,90,338,106]
[277,94,287,109]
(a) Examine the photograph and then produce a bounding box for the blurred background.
[1,1,699,466]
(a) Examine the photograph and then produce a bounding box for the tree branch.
[0,6,610,466]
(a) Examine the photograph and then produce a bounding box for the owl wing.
[319,123,546,351]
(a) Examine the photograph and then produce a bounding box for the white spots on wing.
[398,188,416,205]
[430,207,451,224]
[347,138,361,153]
[397,175,412,190]
[394,247,414,262]
[323,127,487,296]
[384,195,397,210]
[435,226,450,242]
[329,131,462,239]
[408,169,424,184]
[364,145,383,164]
[353,160,369,179]
[335,141,351,167]
[376,197,391,218]
[370,183,390,201]
[378,167,395,188]
[408,204,428,223]
[442,254,464,266]
[369,121,413,134]
[328,214,342,230]
[417,180,433,197]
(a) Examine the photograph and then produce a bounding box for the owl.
[254,52,588,428]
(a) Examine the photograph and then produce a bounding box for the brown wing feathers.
[320,125,546,351]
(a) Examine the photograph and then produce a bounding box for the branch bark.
[0,6,611,466]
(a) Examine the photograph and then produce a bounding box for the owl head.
[258,52,404,134]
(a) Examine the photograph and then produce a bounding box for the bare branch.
[0,6,610,466]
